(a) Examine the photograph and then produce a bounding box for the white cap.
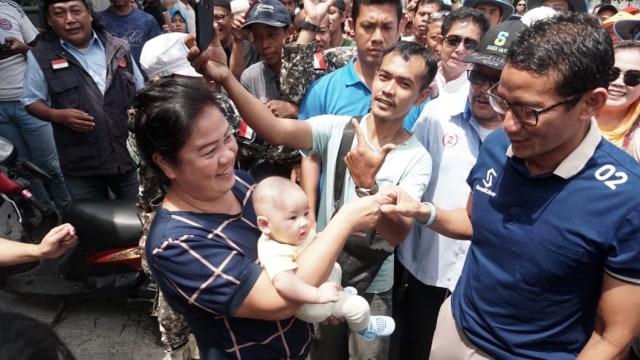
[520,6,557,26]
[231,0,250,16]
[140,33,202,79]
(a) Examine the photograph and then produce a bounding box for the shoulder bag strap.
[333,116,362,213]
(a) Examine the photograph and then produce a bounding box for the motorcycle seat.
[63,199,142,249]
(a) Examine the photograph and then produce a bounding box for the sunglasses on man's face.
[443,35,479,50]
[609,67,640,87]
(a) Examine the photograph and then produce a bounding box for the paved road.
[0,291,167,359]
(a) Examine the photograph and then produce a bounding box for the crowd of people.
[2,0,640,358]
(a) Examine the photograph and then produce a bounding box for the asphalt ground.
[0,291,167,359]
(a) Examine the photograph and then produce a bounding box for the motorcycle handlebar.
[0,171,48,215]
[0,171,22,194]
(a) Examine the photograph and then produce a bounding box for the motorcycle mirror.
[0,136,17,166]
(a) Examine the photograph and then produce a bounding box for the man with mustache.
[22,0,144,201]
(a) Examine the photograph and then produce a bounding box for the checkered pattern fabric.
[146,171,313,359]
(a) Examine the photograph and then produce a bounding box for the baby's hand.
[317,282,339,303]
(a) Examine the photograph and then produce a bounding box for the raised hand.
[344,118,396,189]
[185,29,230,84]
[230,14,246,41]
[301,0,333,23]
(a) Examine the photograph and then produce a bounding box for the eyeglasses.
[485,83,582,126]
[214,13,229,22]
[467,69,500,87]
[609,67,640,87]
[443,35,479,50]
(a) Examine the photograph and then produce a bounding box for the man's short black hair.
[506,13,613,97]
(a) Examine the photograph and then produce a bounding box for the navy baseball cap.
[242,0,292,29]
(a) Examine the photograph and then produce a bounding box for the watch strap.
[298,19,320,32]
[355,182,379,197]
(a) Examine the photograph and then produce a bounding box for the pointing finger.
[351,118,366,149]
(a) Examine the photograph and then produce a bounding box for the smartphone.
[162,10,171,28]
[195,0,214,51]
[0,42,11,50]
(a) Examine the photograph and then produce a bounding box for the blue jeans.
[0,100,71,212]
[64,168,139,200]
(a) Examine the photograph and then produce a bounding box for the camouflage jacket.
[280,35,357,106]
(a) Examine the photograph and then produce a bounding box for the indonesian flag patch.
[313,52,326,70]
[50,58,69,70]
[238,119,255,141]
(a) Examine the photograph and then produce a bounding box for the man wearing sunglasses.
[393,19,526,360]
[385,13,640,359]
[434,7,489,102]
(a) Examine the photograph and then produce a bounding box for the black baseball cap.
[463,20,527,70]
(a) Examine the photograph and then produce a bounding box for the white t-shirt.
[1,0,38,100]
[258,230,315,280]
[304,114,432,292]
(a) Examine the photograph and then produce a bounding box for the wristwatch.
[355,183,379,197]
[298,19,320,32]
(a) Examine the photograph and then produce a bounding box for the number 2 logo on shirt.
[594,164,628,190]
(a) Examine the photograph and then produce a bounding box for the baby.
[253,176,395,340]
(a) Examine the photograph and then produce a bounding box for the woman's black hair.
[131,78,222,182]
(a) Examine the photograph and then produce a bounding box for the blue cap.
[242,0,292,29]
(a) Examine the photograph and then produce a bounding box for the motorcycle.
[0,135,154,320]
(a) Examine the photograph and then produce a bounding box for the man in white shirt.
[433,7,489,103]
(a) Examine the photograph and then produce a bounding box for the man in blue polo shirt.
[382,13,640,359]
